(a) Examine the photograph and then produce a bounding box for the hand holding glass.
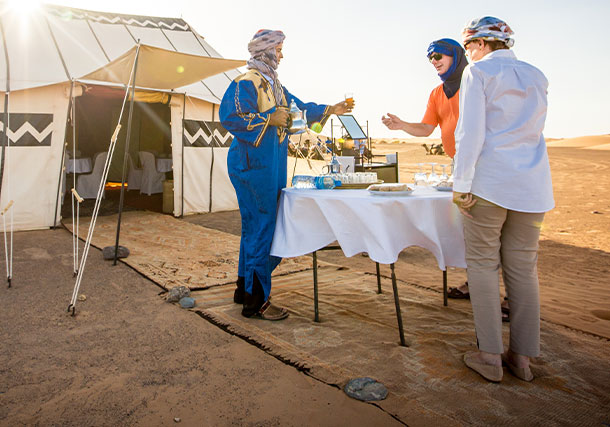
[344,92,354,110]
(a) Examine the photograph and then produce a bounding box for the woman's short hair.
[482,39,510,51]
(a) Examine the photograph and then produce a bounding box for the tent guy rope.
[67,44,140,316]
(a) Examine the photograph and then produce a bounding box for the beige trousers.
[463,197,545,357]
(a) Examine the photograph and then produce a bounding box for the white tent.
[0,3,244,231]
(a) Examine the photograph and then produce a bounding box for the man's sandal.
[447,286,470,299]
[501,306,510,322]
[253,300,289,321]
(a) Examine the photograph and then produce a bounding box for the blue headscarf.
[427,38,468,99]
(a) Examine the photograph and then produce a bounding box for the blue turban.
[426,38,468,99]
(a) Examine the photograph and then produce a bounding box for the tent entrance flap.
[74,90,171,183]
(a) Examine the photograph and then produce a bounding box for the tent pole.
[113,43,142,266]
[208,107,215,213]
[181,93,185,217]
[53,80,74,228]
[0,20,10,213]
[0,21,12,287]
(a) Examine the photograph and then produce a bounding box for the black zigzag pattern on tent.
[46,5,190,31]
[183,120,233,148]
[0,113,53,147]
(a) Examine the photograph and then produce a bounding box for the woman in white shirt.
[452,16,554,382]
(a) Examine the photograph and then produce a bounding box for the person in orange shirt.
[381,38,466,158]
[382,39,510,318]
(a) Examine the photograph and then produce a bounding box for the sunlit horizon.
[2,0,609,139]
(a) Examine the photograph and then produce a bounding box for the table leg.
[443,270,448,307]
[313,251,319,322]
[376,262,382,294]
[390,263,407,347]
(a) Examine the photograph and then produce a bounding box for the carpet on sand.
[64,210,610,426]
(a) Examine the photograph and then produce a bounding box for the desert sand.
[1,134,609,425]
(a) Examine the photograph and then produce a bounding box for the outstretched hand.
[329,99,354,115]
[381,113,405,130]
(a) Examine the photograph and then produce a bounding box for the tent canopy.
[81,44,245,90]
[0,3,244,102]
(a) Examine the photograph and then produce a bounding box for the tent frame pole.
[208,105,215,213]
[0,20,10,213]
[113,43,142,266]
[0,20,12,287]
[181,93,186,217]
[53,80,75,228]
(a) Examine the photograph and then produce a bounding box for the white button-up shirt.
[453,49,554,213]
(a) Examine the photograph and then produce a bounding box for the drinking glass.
[428,163,440,186]
[414,163,427,187]
[440,164,449,183]
[344,92,354,109]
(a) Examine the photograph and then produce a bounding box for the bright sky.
[19,0,610,139]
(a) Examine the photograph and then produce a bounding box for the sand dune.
[545,134,610,148]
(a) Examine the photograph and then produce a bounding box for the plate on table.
[368,189,414,197]
[434,186,453,192]
[367,183,414,196]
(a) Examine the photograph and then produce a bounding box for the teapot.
[322,155,342,174]
[286,99,307,134]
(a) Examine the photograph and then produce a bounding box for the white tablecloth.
[156,158,172,173]
[271,187,466,270]
[66,157,92,174]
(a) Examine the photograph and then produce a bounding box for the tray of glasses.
[335,180,383,189]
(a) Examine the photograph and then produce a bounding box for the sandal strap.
[258,300,271,315]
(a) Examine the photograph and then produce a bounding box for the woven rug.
[192,266,610,426]
[63,211,610,425]
[63,211,312,290]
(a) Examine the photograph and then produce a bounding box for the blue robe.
[220,70,330,300]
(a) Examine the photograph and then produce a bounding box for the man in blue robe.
[220,29,352,320]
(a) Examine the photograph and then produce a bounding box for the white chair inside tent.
[76,151,108,199]
[138,151,165,195]
[336,156,355,173]
[127,153,143,191]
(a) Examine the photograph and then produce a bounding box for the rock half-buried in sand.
[344,377,388,401]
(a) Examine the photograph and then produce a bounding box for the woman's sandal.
[253,300,289,321]
[501,353,533,382]
[463,352,503,382]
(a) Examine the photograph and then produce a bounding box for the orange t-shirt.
[421,84,460,158]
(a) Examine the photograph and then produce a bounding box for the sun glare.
[6,0,42,14]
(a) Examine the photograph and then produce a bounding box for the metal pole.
[390,263,407,346]
[181,93,186,217]
[313,251,319,322]
[330,118,334,155]
[113,43,142,265]
[53,81,74,229]
[0,21,10,208]
[366,119,371,164]
[376,262,382,294]
[443,270,448,306]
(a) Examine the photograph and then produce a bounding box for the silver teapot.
[286,99,307,134]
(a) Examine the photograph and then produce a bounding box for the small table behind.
[156,157,173,173]
[271,187,466,346]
